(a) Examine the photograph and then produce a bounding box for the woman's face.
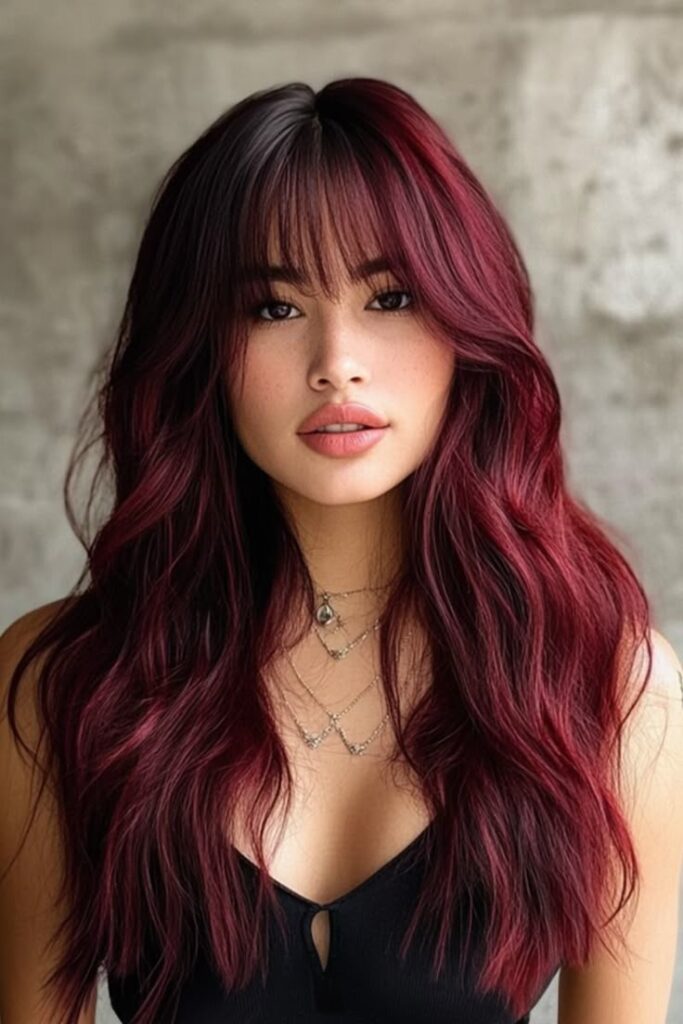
[227,246,456,508]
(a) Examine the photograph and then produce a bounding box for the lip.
[297,402,388,434]
[298,426,388,458]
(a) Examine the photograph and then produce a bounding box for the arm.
[0,603,97,1024]
[558,628,683,1024]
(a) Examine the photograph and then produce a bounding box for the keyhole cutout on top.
[309,909,331,972]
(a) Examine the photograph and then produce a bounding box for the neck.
[274,482,406,600]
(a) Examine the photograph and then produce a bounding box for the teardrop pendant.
[315,599,336,626]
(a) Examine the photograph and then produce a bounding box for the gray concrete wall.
[1,2,681,1021]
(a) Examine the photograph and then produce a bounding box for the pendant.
[315,596,336,626]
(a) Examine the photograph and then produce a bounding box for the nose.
[306,315,371,391]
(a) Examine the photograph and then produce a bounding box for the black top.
[108,821,560,1022]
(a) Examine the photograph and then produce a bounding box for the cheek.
[393,342,455,406]
[228,355,293,447]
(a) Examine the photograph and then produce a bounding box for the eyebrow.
[238,256,395,287]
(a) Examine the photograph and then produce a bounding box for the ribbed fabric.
[108,822,558,1022]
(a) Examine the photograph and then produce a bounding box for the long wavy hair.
[4,77,653,1023]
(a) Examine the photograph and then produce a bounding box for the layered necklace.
[273,578,412,758]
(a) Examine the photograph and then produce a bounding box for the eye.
[367,288,414,314]
[248,286,415,327]
[250,296,301,324]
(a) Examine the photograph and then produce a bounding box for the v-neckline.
[231,819,435,909]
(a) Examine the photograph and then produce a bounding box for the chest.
[229,628,434,962]
[230,694,432,966]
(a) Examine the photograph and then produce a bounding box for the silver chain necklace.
[278,653,389,756]
[313,617,381,660]
[273,576,411,757]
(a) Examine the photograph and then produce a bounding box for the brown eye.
[250,296,301,324]
[248,287,414,328]
[368,289,413,313]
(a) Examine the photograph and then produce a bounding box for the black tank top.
[108,821,560,1022]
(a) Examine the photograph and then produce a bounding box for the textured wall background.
[2,1,681,1021]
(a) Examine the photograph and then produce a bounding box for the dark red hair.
[4,77,653,1022]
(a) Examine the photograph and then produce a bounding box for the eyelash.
[248,288,415,327]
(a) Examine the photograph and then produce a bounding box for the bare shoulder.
[559,626,683,1024]
[0,599,96,1024]
[618,628,683,826]
[0,598,73,776]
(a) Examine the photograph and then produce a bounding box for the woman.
[1,77,681,1024]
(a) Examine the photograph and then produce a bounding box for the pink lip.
[298,426,389,458]
[297,402,388,434]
